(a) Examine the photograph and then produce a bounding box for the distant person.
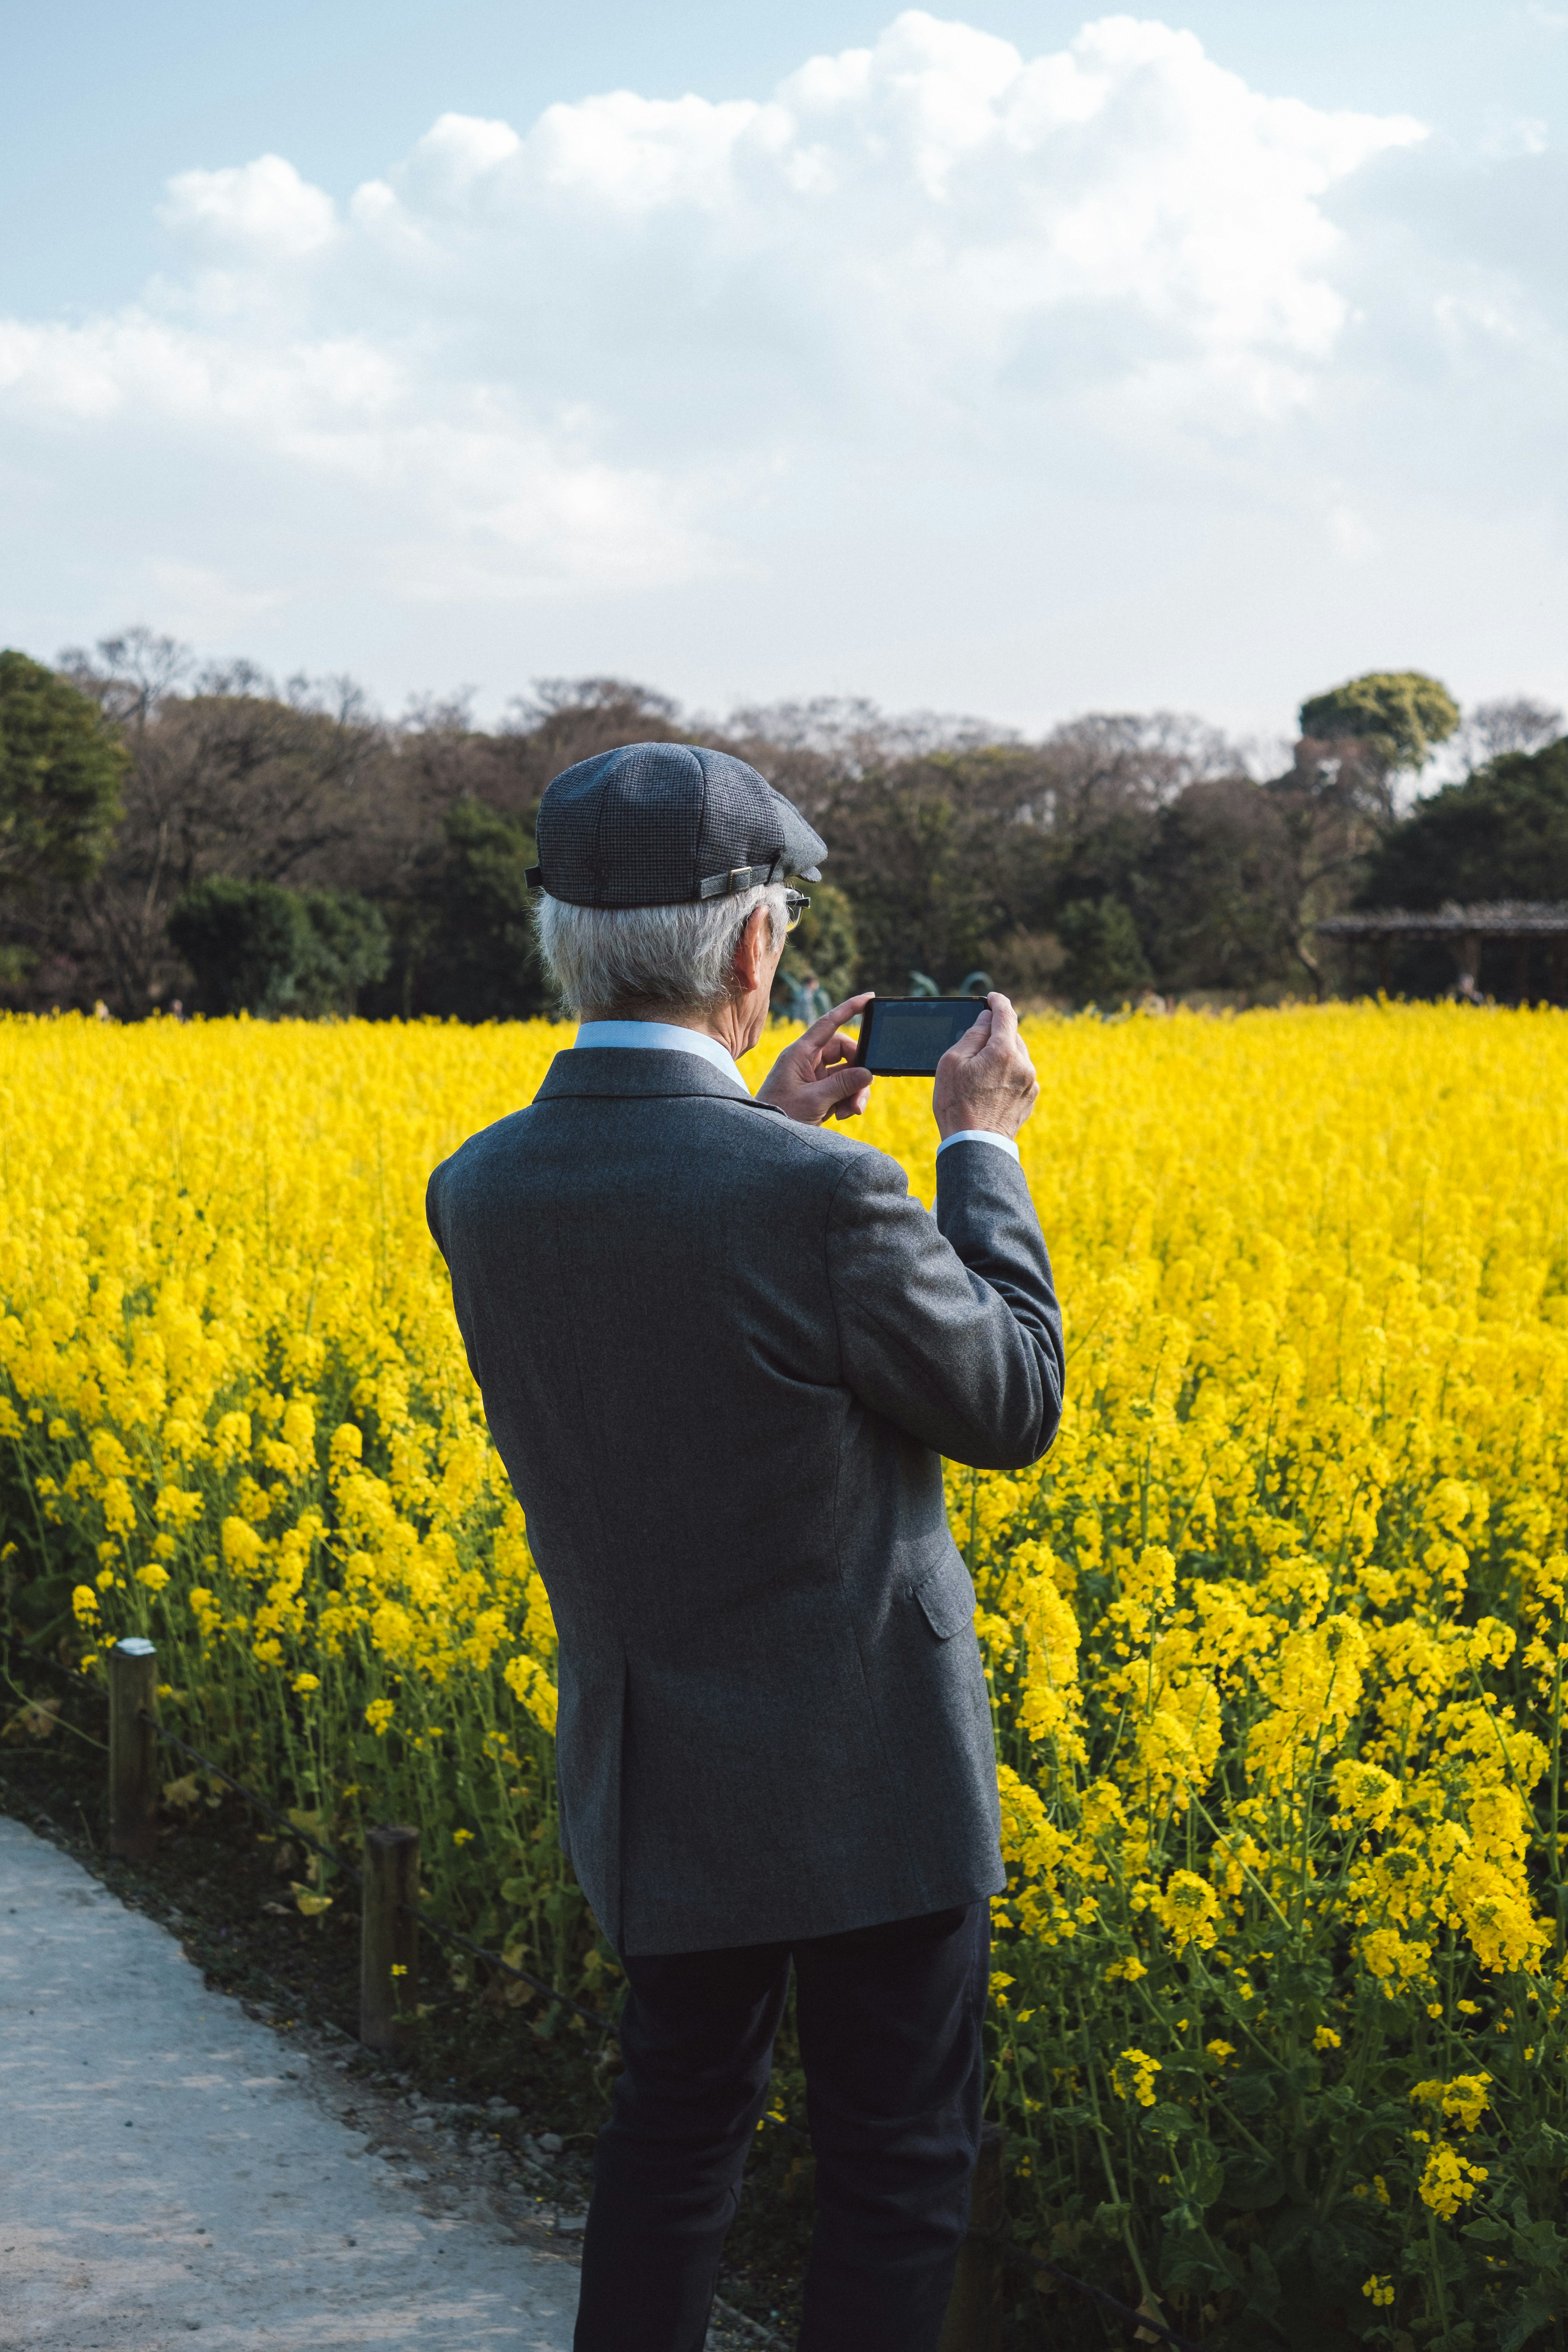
[426,743,1063,2352]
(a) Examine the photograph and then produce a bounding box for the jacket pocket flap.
[910,1548,978,1640]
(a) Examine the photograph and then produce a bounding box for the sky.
[1,1,1564,742]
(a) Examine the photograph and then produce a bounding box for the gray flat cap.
[527,742,826,909]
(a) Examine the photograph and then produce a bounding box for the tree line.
[2,626,1564,1020]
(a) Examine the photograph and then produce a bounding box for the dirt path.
[0,1814,587,2350]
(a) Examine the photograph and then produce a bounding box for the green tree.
[169,878,388,1016]
[774,882,859,1016]
[1355,741,1568,998]
[296,892,392,1015]
[1145,777,1297,993]
[1298,670,1460,779]
[169,878,310,1015]
[0,650,127,904]
[1057,894,1151,1005]
[412,799,545,1021]
[813,762,1015,990]
[1360,740,1568,909]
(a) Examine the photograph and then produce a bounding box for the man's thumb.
[949,1007,993,1061]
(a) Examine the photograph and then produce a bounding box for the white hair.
[534,884,789,1019]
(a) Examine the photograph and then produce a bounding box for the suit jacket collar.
[535,1047,783,1110]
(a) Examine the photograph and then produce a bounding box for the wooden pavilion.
[1315,902,1568,1002]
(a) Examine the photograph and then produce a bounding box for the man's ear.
[733,903,770,991]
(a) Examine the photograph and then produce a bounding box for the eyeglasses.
[783,889,811,933]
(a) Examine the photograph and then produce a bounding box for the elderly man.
[426,742,1063,2352]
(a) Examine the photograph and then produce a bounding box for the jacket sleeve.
[823,1138,1064,1470]
[425,1162,446,1258]
[425,1158,483,1384]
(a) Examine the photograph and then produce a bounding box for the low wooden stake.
[107,1637,159,1862]
[360,1824,420,2054]
[938,2121,1005,2352]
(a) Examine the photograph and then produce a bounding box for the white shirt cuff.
[936,1129,1021,1163]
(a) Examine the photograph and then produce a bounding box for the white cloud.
[0,10,1560,731]
[0,12,1428,596]
[159,154,339,258]
[1477,107,1549,160]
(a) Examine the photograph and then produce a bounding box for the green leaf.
[1184,2145,1225,2210]
[1141,2100,1196,2140]
[1229,2069,1281,2116]
[1222,2153,1286,2211]
[1511,2214,1568,2272]
[1245,2240,1281,2319]
[1500,2298,1559,2352]
[1162,2245,1237,2294]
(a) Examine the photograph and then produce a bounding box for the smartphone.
[854,998,986,1075]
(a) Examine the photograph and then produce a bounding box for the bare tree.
[493,678,692,813]
[1020,712,1243,841]
[1453,696,1564,770]
[57,627,192,733]
[65,670,391,1012]
[1264,737,1398,995]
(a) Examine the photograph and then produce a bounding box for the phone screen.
[856,998,985,1075]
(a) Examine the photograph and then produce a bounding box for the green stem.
[1551,1657,1564,1964]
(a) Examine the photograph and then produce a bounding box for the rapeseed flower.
[4,1001,1568,2341]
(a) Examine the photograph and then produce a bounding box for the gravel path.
[0,1814,586,2350]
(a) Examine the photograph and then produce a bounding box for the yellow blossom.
[1114,2049,1163,2108]
[4,1002,1567,2315]
[1417,2147,1489,2221]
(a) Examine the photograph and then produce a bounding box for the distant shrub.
[169,877,389,1016]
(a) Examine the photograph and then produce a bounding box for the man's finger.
[824,1067,873,1119]
[807,1062,873,1119]
[944,1005,994,1065]
[796,991,873,1057]
[826,990,875,1027]
[813,1060,870,1101]
[817,1026,862,1070]
[984,991,1019,1045]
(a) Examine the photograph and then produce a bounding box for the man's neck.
[662,1009,752,1057]
[592,1005,758,1059]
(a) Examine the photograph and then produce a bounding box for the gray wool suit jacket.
[426,1047,1064,1956]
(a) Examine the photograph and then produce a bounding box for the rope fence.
[10,1630,1211,2352]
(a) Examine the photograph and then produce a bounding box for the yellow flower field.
[3,1002,1568,2348]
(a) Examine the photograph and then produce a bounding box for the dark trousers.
[573,1900,989,2352]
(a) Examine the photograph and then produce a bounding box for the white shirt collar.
[572,1019,747,1092]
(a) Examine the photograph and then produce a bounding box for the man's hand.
[933,993,1038,1141]
[757,993,875,1126]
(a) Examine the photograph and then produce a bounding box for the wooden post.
[360,1825,420,2054]
[938,2123,1004,2352]
[107,1637,159,1862]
